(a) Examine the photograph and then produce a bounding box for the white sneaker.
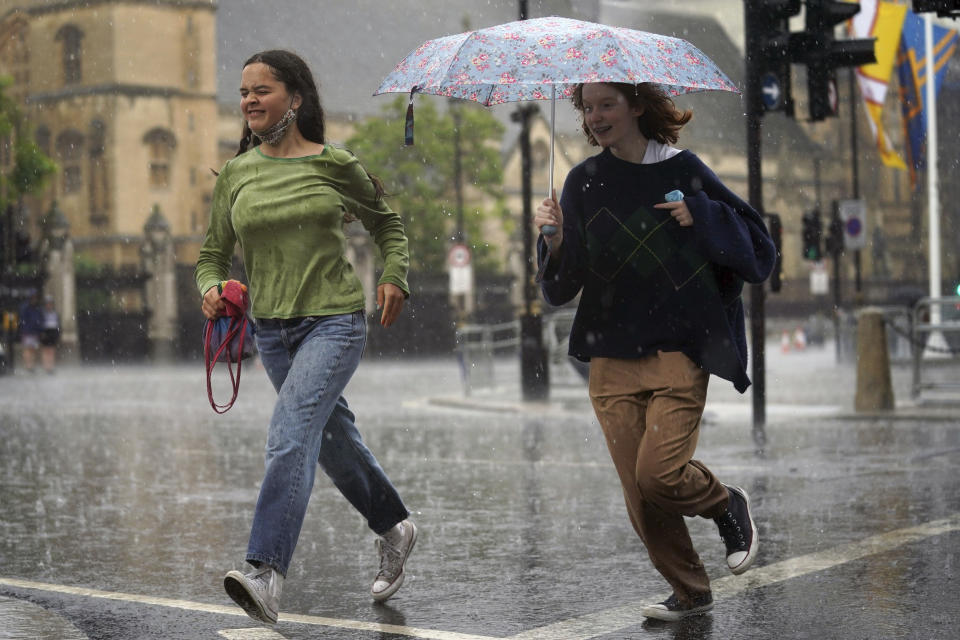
[224,565,283,624]
[371,519,418,602]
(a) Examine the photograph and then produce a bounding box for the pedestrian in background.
[17,292,43,373]
[535,82,775,621]
[195,49,416,624]
[39,294,60,374]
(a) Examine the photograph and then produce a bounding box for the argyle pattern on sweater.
[584,205,714,293]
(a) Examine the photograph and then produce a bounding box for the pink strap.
[204,314,248,413]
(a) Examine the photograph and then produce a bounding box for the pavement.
[1,339,958,639]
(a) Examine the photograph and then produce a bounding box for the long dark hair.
[571,82,692,146]
[235,49,325,155]
[234,49,384,199]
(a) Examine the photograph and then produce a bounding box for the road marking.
[219,629,287,639]
[508,512,960,639]
[0,578,494,639]
[1,513,957,640]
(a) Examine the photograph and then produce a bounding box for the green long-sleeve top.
[195,145,409,319]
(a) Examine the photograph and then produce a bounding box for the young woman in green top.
[195,50,417,624]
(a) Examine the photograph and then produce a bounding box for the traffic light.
[801,209,822,261]
[767,213,783,292]
[793,0,877,121]
[745,0,802,117]
[825,206,844,256]
[913,1,960,18]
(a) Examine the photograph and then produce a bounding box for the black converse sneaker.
[715,484,758,575]
[641,592,714,621]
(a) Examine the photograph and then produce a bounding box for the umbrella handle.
[542,87,558,237]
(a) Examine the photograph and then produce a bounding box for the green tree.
[0,76,56,207]
[0,75,57,272]
[346,96,507,274]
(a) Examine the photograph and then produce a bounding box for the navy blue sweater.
[538,149,776,392]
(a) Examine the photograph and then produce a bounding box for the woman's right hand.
[535,188,564,254]
[201,285,226,320]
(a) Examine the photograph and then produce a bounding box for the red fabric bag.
[203,280,256,413]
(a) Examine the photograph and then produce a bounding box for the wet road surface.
[1,344,958,639]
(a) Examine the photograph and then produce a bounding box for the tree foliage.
[0,75,56,208]
[346,96,507,274]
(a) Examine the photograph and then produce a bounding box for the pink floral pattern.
[375,16,739,106]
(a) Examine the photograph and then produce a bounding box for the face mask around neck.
[252,106,297,145]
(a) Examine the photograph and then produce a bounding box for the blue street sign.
[761,73,783,110]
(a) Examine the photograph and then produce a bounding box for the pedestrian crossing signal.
[802,210,822,261]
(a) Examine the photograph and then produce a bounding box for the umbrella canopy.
[374,15,741,232]
[374,15,740,105]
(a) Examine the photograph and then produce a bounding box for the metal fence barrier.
[455,320,520,395]
[910,296,960,400]
[455,310,585,395]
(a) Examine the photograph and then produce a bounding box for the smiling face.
[579,83,644,149]
[240,62,301,133]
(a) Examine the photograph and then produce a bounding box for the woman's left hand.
[377,283,405,327]
[654,200,694,227]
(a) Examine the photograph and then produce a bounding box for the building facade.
[0,0,219,270]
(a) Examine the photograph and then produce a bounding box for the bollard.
[855,307,895,412]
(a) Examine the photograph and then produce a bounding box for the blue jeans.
[246,311,409,576]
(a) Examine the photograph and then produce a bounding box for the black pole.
[848,68,862,296]
[516,0,548,400]
[452,104,465,243]
[519,107,535,317]
[744,0,766,445]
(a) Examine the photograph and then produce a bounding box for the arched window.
[55,24,84,85]
[143,128,177,189]
[56,129,85,194]
[0,20,30,98]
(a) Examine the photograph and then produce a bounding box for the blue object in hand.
[665,189,684,202]
[542,224,558,236]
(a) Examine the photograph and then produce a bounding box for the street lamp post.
[515,0,549,401]
[43,200,78,363]
[142,204,176,362]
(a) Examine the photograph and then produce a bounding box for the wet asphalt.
[1,341,958,639]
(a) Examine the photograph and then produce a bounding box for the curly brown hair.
[571,82,692,146]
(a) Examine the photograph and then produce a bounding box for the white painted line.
[219,629,287,639]
[0,578,497,640]
[2,514,957,640]
[508,513,960,639]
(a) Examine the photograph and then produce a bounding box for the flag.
[897,10,959,190]
[849,0,908,170]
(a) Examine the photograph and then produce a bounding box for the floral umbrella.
[374,15,740,217]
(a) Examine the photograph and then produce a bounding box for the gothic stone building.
[0,0,219,271]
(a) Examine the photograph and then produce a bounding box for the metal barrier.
[455,320,520,395]
[543,310,590,385]
[874,305,914,363]
[910,296,960,399]
[454,310,586,394]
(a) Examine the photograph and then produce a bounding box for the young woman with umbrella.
[534,81,775,621]
[195,49,417,624]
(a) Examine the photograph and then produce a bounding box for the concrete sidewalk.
[430,341,960,424]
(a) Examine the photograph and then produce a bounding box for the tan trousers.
[589,352,729,603]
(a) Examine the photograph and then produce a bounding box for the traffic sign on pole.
[448,243,473,295]
[761,73,784,110]
[837,199,866,250]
